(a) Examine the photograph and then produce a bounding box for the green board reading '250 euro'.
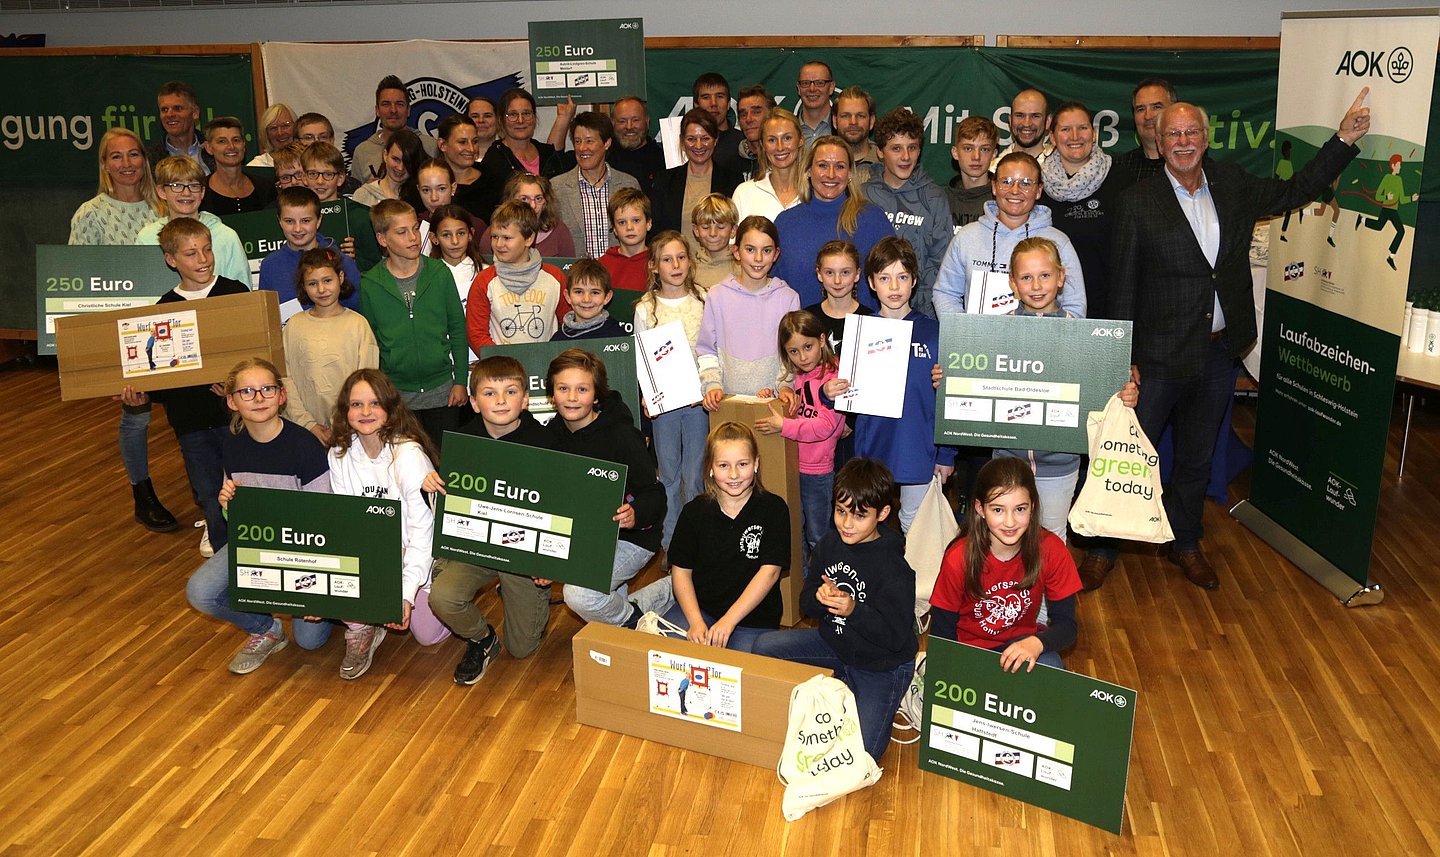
[935,315,1132,453]
[528,17,646,106]
[919,637,1138,835]
[433,434,627,591]
[35,245,179,356]
[227,487,403,625]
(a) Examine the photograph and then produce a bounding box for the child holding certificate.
[696,215,800,410]
[826,237,954,532]
[634,231,710,549]
[327,369,451,680]
[664,422,789,652]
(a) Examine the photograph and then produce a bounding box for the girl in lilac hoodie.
[755,310,846,566]
[697,216,801,409]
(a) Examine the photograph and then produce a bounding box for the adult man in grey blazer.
[552,111,641,259]
[1080,88,1371,591]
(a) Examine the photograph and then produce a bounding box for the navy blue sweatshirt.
[803,526,918,671]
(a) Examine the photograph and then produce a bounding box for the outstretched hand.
[1338,86,1371,146]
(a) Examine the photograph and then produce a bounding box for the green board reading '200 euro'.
[935,315,1133,454]
[433,434,627,591]
[919,637,1138,835]
[227,487,403,626]
[35,245,179,355]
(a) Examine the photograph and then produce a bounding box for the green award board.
[433,434,627,590]
[221,197,382,282]
[35,245,177,355]
[479,336,641,428]
[227,487,402,625]
[528,17,646,106]
[919,637,1137,834]
[935,315,1132,453]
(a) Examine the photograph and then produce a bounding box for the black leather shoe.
[132,478,179,533]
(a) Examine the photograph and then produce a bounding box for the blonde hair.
[757,108,804,184]
[701,422,767,502]
[224,357,285,433]
[258,103,295,154]
[637,230,706,327]
[799,136,868,237]
[96,127,162,215]
[1010,236,1065,275]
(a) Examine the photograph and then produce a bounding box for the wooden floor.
[1,360,1438,857]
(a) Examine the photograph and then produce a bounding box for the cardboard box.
[710,396,806,625]
[572,623,829,768]
[55,290,285,401]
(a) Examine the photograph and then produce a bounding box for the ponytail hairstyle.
[963,458,1042,599]
[428,203,486,269]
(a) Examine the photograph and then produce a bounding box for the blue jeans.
[186,551,334,648]
[120,402,151,484]
[652,404,709,549]
[661,603,769,652]
[798,471,834,570]
[563,540,670,625]
[752,628,915,762]
[176,425,229,547]
[1090,335,1235,558]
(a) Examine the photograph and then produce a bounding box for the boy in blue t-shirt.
[258,186,361,322]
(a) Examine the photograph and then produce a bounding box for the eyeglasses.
[276,174,303,186]
[798,79,833,89]
[995,177,1039,190]
[234,385,280,401]
[267,121,293,132]
[1163,128,1206,141]
[305,170,340,181]
[505,110,535,120]
[298,132,333,143]
[162,181,204,194]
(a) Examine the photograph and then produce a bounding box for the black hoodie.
[545,395,665,553]
[803,526,918,671]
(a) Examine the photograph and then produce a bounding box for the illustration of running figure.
[1277,140,1304,242]
[1313,176,1341,247]
[1356,154,1419,270]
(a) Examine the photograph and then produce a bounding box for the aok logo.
[1090,326,1125,338]
[366,504,397,516]
[1089,688,1128,708]
[1284,261,1305,282]
[587,467,620,481]
[602,342,631,353]
[1336,47,1413,83]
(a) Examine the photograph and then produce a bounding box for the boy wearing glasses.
[932,151,1087,317]
[259,186,362,321]
[136,156,251,286]
[303,141,380,267]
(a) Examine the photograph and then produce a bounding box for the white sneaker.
[340,626,386,680]
[229,625,288,674]
[196,521,214,558]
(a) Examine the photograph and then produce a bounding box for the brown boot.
[1077,554,1115,591]
[1168,549,1219,590]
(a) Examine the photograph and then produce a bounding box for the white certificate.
[966,269,1018,315]
[834,313,911,418]
[635,321,703,415]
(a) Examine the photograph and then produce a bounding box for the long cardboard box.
[572,623,829,769]
[55,289,285,401]
[710,396,806,625]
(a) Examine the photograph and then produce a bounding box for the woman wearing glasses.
[475,88,568,221]
[932,151,1087,317]
[653,108,743,235]
[1039,102,1119,317]
[246,103,296,168]
[200,117,276,215]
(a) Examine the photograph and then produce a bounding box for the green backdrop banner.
[643,47,1281,182]
[0,54,257,183]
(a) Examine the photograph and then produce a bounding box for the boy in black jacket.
[753,457,918,762]
[426,356,557,685]
[119,219,249,556]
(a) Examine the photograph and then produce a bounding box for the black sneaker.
[453,631,501,686]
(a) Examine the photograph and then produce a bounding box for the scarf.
[561,309,612,334]
[1041,149,1112,202]
[495,248,543,297]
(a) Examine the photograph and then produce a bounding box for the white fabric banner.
[261,39,553,160]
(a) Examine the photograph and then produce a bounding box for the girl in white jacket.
[327,368,451,680]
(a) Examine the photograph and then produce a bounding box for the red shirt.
[930,530,1081,648]
[600,246,649,292]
